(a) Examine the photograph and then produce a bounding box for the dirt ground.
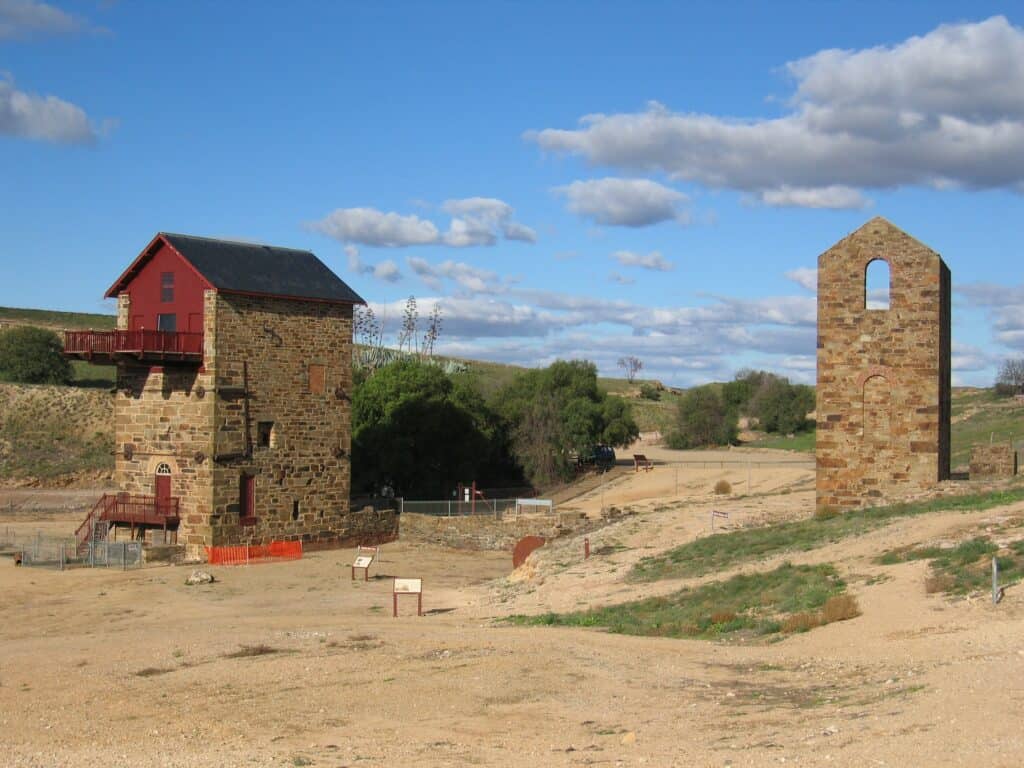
[3,449,1024,767]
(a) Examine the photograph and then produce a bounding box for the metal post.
[584,538,590,559]
[993,557,1000,605]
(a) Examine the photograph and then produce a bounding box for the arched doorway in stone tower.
[154,462,172,514]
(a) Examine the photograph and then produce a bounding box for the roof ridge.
[160,232,313,253]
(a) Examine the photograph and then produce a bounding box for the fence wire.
[1,528,142,570]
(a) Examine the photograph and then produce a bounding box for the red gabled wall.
[121,240,211,333]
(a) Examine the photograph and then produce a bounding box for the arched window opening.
[865,259,890,310]
[155,462,172,476]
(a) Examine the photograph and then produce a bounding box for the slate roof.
[106,233,365,304]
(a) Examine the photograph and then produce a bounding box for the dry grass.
[780,612,822,633]
[224,644,281,659]
[781,594,860,633]
[714,479,732,495]
[134,667,172,678]
[821,594,861,623]
[924,573,956,594]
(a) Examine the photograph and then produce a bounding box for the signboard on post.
[711,509,729,531]
[393,578,423,617]
[352,554,373,581]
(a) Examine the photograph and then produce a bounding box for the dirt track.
[3,448,1024,767]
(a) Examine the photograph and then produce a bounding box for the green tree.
[0,326,72,385]
[497,360,639,486]
[668,386,737,449]
[351,359,520,498]
[749,378,814,434]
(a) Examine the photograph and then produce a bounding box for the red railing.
[63,329,204,358]
[75,494,180,552]
[75,495,114,552]
[205,541,303,566]
[104,494,180,526]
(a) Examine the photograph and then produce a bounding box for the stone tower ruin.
[816,217,951,512]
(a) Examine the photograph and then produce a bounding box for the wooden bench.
[633,454,653,472]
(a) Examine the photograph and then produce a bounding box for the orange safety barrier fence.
[205,540,303,565]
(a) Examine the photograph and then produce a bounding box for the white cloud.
[0,0,93,39]
[757,185,870,210]
[372,260,402,283]
[555,177,689,227]
[407,256,504,294]
[957,281,1024,352]
[340,244,402,283]
[311,197,535,248]
[0,75,96,144]
[785,267,818,292]
[612,249,673,272]
[952,341,998,373]
[529,17,1024,203]
[312,207,439,248]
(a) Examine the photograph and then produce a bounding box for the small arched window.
[155,462,172,476]
[865,259,890,310]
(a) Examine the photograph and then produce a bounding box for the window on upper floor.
[865,259,890,310]
[157,313,177,332]
[257,421,276,449]
[161,272,174,303]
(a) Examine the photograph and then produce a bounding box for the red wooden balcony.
[63,329,203,364]
[76,494,180,551]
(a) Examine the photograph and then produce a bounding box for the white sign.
[394,577,422,594]
[353,555,373,569]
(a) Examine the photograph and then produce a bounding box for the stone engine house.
[65,233,386,557]
[816,217,951,512]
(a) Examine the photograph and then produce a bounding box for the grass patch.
[744,430,816,452]
[631,486,1024,583]
[878,536,1024,595]
[0,306,115,330]
[509,563,852,640]
[223,644,281,659]
[70,360,116,387]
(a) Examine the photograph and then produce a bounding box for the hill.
[2,305,1022,483]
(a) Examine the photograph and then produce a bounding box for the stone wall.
[206,292,356,549]
[113,292,216,555]
[970,444,1018,480]
[112,287,385,558]
[399,512,590,551]
[816,217,952,512]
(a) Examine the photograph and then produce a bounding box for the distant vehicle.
[576,444,616,471]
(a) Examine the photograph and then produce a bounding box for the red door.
[155,472,171,515]
[240,474,255,522]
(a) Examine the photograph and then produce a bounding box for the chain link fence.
[401,498,549,518]
[1,527,142,570]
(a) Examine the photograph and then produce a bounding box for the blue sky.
[1,1,1022,386]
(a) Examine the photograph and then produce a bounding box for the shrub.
[821,594,861,623]
[0,326,72,385]
[638,382,661,401]
[668,386,737,448]
[781,611,821,633]
[714,479,732,495]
